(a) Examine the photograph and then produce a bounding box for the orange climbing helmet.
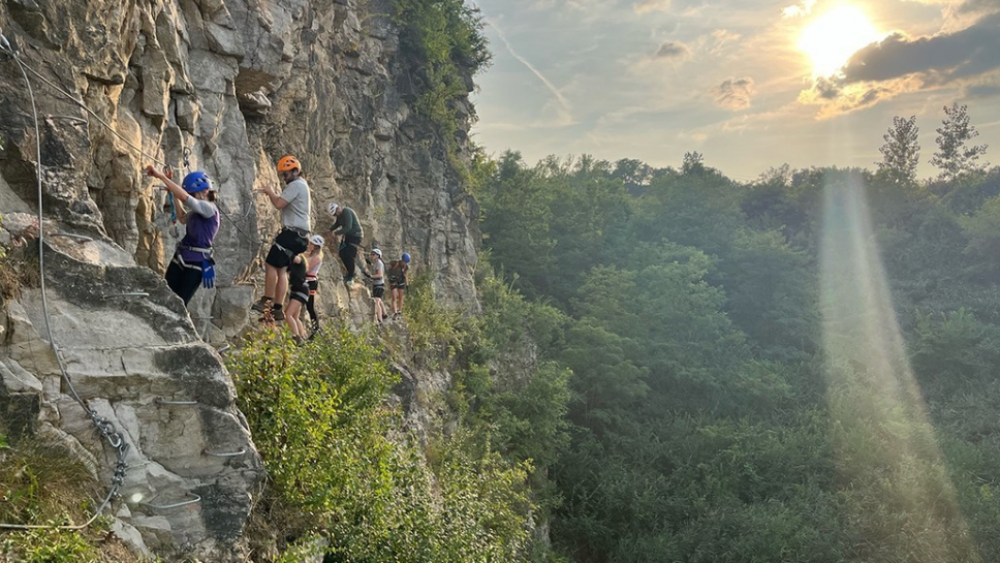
[277,155,301,173]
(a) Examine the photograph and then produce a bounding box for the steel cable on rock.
[0,32,129,532]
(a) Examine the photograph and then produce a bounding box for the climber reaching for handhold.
[146,165,220,306]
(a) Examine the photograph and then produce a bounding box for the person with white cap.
[369,248,388,325]
[305,234,324,334]
[326,202,364,286]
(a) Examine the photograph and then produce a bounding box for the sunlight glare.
[820,172,981,562]
[798,4,882,77]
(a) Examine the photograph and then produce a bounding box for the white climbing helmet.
[371,248,382,257]
[328,202,340,215]
[310,234,325,246]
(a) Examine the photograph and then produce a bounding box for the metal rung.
[202,447,247,458]
[46,114,88,125]
[154,397,198,406]
[106,292,149,298]
[50,232,93,242]
[216,344,231,354]
[140,493,201,511]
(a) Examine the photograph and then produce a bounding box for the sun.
[798,4,883,77]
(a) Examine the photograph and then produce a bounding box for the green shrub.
[404,274,480,367]
[1,528,104,563]
[0,433,141,562]
[228,326,535,562]
[390,0,491,172]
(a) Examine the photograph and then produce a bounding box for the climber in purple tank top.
[146,165,221,305]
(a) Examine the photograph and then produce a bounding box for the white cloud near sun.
[634,0,672,13]
[782,0,816,18]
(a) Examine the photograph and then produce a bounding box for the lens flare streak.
[820,171,980,562]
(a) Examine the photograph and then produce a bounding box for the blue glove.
[202,259,216,289]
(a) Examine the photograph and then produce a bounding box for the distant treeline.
[473,125,1000,562]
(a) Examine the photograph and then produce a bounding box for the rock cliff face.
[0,0,479,559]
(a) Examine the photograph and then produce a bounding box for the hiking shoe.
[272,309,285,321]
[344,277,355,287]
[250,297,271,313]
[393,312,401,320]
[382,314,389,320]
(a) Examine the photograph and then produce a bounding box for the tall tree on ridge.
[877,115,920,185]
[931,103,988,181]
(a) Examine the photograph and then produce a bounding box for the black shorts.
[265,229,309,269]
[372,285,385,299]
[289,282,310,304]
[391,281,407,290]
[307,279,319,296]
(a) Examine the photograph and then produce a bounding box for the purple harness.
[176,208,220,266]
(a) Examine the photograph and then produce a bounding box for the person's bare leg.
[264,265,278,300]
[287,301,304,338]
[274,267,288,307]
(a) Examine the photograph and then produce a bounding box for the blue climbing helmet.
[402,253,411,263]
[182,171,211,194]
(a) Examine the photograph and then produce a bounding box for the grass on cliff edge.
[228,325,535,563]
[0,431,144,563]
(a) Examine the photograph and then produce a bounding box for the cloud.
[965,83,1000,98]
[707,28,742,55]
[782,0,816,18]
[963,75,1000,99]
[712,77,756,110]
[840,13,1000,85]
[798,77,924,119]
[634,0,671,13]
[958,0,1000,13]
[799,10,1000,115]
[654,41,691,59]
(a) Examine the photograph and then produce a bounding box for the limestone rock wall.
[0,0,480,559]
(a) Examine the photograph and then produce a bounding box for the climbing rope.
[0,31,130,531]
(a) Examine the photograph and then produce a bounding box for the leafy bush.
[1,528,104,563]
[403,274,480,367]
[228,326,536,562]
[391,0,490,165]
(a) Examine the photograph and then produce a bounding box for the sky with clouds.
[469,0,1000,181]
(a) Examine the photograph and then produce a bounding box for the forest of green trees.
[470,107,1000,562]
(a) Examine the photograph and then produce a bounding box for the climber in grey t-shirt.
[252,155,313,321]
